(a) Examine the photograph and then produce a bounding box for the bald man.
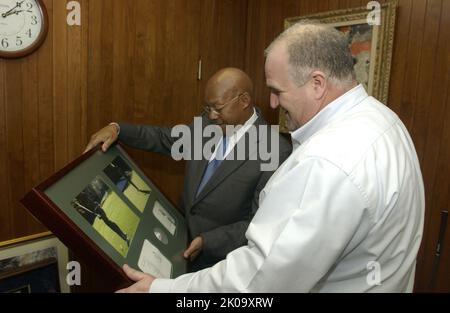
[85,68,292,272]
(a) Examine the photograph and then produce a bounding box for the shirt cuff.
[109,122,120,135]
[149,278,175,293]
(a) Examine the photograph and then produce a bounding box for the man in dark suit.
[85,68,291,271]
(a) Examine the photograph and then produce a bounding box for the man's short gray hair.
[265,21,356,86]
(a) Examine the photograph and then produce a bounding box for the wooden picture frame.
[0,236,69,293]
[20,144,188,291]
[279,1,398,132]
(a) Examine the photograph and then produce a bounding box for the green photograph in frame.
[20,144,188,291]
[70,176,140,258]
[103,156,152,213]
[279,1,397,132]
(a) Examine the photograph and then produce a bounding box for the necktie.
[196,136,228,197]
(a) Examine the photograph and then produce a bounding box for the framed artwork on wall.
[20,144,188,291]
[279,1,397,132]
[0,236,70,293]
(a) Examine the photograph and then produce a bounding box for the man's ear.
[240,92,251,109]
[310,71,327,100]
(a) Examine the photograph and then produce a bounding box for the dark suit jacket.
[118,110,292,271]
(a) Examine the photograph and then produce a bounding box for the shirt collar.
[226,107,258,151]
[234,107,258,135]
[210,108,258,161]
[291,84,368,149]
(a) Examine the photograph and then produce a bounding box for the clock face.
[0,0,47,57]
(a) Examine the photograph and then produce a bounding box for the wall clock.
[0,0,49,59]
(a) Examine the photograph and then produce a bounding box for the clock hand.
[1,1,25,18]
[2,9,24,18]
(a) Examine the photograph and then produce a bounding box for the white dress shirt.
[209,108,258,162]
[150,85,425,293]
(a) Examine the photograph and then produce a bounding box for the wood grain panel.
[22,51,42,235]
[67,0,85,160]
[388,0,413,115]
[52,0,69,171]
[4,59,27,238]
[80,0,89,155]
[33,0,55,236]
[22,55,39,192]
[408,0,446,292]
[0,59,10,239]
[398,0,427,131]
[199,0,248,97]
[37,0,55,182]
[327,0,341,11]
[87,0,113,133]
[414,0,450,292]
[111,0,135,122]
[420,65,450,292]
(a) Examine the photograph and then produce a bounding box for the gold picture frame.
[279,1,398,132]
[0,232,52,249]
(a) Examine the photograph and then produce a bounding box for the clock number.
[26,2,33,12]
[26,29,32,38]
[31,15,38,25]
[1,38,9,49]
[16,36,23,46]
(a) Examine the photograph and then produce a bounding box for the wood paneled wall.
[86,0,204,215]
[0,0,248,244]
[245,0,450,292]
[1,0,449,292]
[0,0,89,242]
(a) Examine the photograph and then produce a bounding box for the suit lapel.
[185,115,219,210]
[186,158,208,208]
[193,158,247,204]
[191,115,264,205]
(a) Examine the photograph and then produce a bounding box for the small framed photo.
[0,236,70,293]
[20,144,188,291]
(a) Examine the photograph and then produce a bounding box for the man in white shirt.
[117,21,425,292]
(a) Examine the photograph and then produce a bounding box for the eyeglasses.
[203,92,245,115]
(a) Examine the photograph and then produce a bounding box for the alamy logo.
[67,1,81,26]
[66,261,81,286]
[170,117,281,172]
[366,261,382,286]
[366,1,381,26]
